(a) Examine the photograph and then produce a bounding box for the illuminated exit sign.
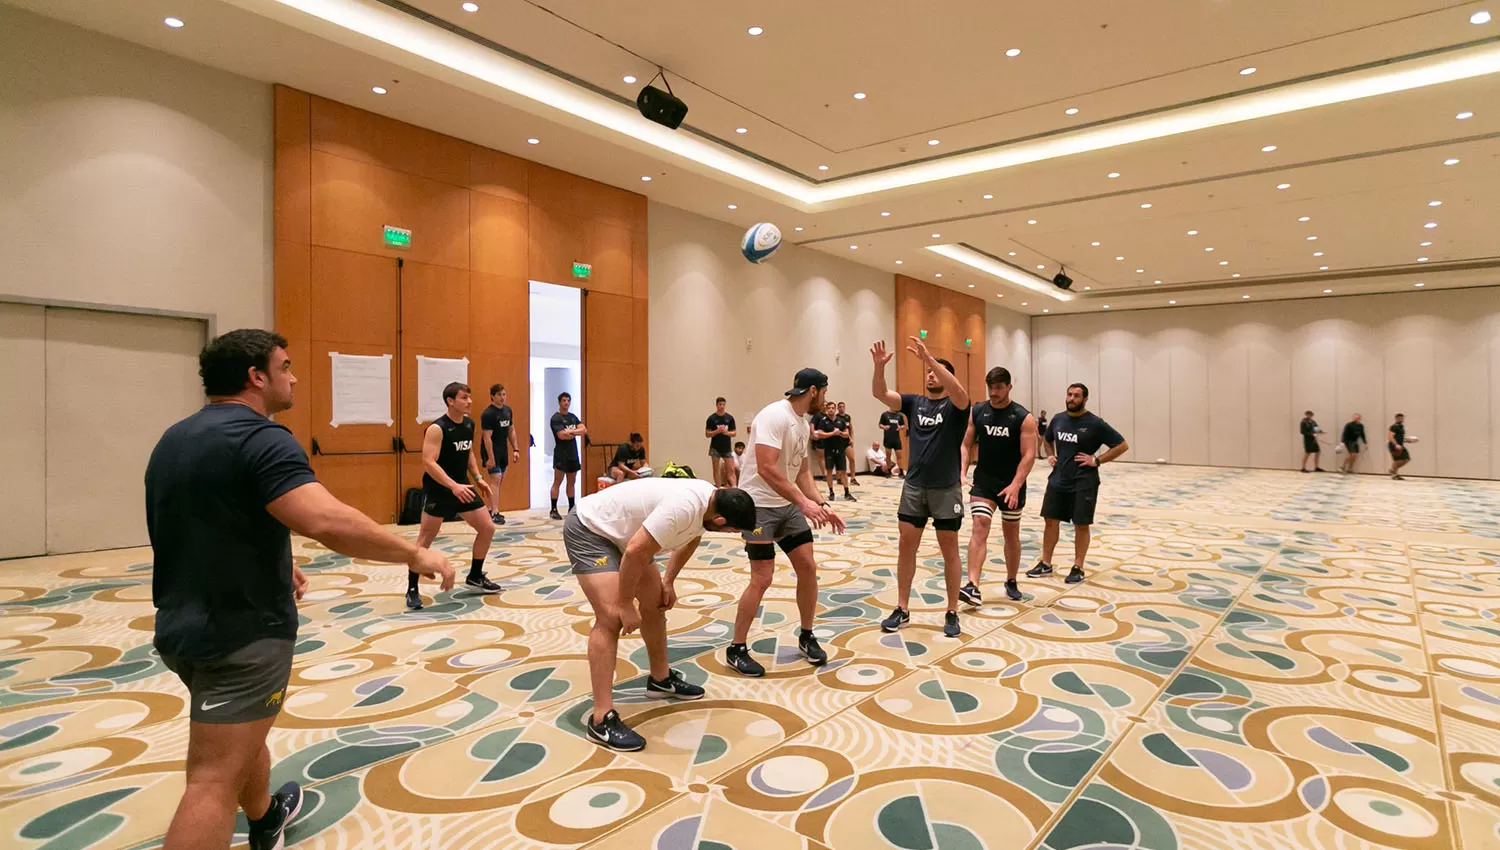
[572,262,592,280]
[383,225,411,249]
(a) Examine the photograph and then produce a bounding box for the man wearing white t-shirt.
[727,368,847,677]
[565,478,757,752]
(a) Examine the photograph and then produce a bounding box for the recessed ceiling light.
[526,137,539,144]
[1320,265,1329,270]
[1313,251,1324,256]
[1008,252,1016,256]
[894,259,901,264]
[164,16,185,28]
[795,226,804,232]
[1298,216,1310,222]
[934,273,942,277]
[1021,301,1028,306]
[853,92,867,100]
[1242,294,1251,299]
[1043,309,1050,313]
[1456,111,1474,119]
[931,233,941,238]
[1420,241,1432,246]
[881,211,890,216]
[849,244,858,250]
[968,284,975,288]
[1417,257,1429,262]
[1115,256,1125,261]
[1136,268,1145,273]
[1474,10,1493,24]
[1027,219,1038,225]
[372,86,388,95]
[1064,107,1079,115]
[1006,48,1022,57]
[1154,280,1162,284]
[817,165,829,171]
[1323,289,1333,294]
[1232,273,1241,278]
[1219,260,1230,265]
[928,139,940,146]
[1083,286,1092,291]
[461,2,479,11]
[1102,305,1110,309]
[1038,265,1047,270]
[1090,241,1101,247]
[1187,230,1199,236]
[1261,144,1278,152]
[1428,200,1442,207]
[1306,235,1318,241]
[735,127,748,134]
[1205,247,1215,252]
[1140,203,1153,209]
[640,175,652,182]
[1415,282,1425,287]
[1277,183,1292,190]
[747,26,764,35]
[1444,157,1460,165]
[1169,300,1177,304]
[1107,172,1121,179]
[623,75,637,84]
[728,204,738,210]
[982,194,994,200]
[1240,66,1257,76]
[1424,222,1438,229]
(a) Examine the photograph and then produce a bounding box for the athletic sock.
[407,570,420,592]
[550,498,558,511]
[248,797,282,829]
[567,497,576,511]
[799,628,815,640]
[470,558,484,579]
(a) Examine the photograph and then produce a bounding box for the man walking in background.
[410,382,499,610]
[1340,413,1366,474]
[872,338,971,638]
[148,329,452,850]
[550,392,586,520]
[1388,413,1415,480]
[705,397,737,487]
[879,408,906,477]
[961,367,1037,604]
[1299,410,1324,473]
[1030,383,1128,585]
[480,383,518,525]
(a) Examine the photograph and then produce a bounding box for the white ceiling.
[12,0,1498,315]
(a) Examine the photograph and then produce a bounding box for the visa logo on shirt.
[984,425,1011,437]
[1057,432,1079,444]
[918,413,944,427]
[455,440,473,451]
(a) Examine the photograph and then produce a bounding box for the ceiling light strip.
[927,244,1075,302]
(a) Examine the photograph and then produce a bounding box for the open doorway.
[528,281,582,509]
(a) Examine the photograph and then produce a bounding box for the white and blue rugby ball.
[741,222,782,264]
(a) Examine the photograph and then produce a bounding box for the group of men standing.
[1300,410,1417,479]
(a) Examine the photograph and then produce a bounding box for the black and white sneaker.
[880,607,910,633]
[798,631,828,666]
[1066,565,1086,584]
[405,588,423,610]
[943,610,961,638]
[248,781,303,850]
[1026,562,1054,579]
[645,668,705,700]
[585,709,646,752]
[959,582,982,607]
[489,510,502,523]
[548,508,563,521]
[725,644,766,677]
[465,573,502,593]
[1005,580,1023,601]
[844,491,857,502]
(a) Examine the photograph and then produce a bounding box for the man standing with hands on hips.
[1030,383,1128,585]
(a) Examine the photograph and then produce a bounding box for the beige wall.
[986,304,1034,410]
[1032,288,1500,479]
[649,203,896,471]
[0,5,273,330]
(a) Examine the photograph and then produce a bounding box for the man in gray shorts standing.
[565,478,756,752]
[872,337,971,638]
[726,368,847,677]
[147,330,453,850]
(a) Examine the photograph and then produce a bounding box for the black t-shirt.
[706,412,735,454]
[551,411,581,458]
[146,404,318,660]
[424,415,475,491]
[879,411,905,432]
[1389,422,1406,447]
[612,444,645,468]
[972,400,1030,480]
[900,393,970,488]
[480,404,513,463]
[813,414,843,451]
[1046,411,1124,492]
[1341,421,1366,446]
[1300,418,1320,438]
[835,413,853,446]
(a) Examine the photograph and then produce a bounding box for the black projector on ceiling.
[1052,271,1074,291]
[637,85,688,130]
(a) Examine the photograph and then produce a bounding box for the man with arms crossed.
[1339,413,1366,474]
[726,368,846,676]
[550,392,586,520]
[960,367,1038,604]
[879,408,906,477]
[872,338,971,638]
[567,478,757,751]
[480,383,519,525]
[408,382,500,610]
[816,400,856,502]
[1029,383,1129,584]
[148,330,453,850]
[705,397,737,487]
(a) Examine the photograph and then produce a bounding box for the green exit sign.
[383,225,411,249]
[919,329,928,339]
[572,262,592,280]
[965,338,972,346]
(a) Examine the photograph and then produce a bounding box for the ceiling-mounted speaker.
[637,85,688,130]
[1052,271,1074,291]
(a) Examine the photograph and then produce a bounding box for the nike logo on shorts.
[200,699,231,711]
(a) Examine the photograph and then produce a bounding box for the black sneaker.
[844,491,857,502]
[465,573,501,593]
[1005,580,1023,601]
[1066,565,1086,584]
[725,644,765,677]
[880,607,910,633]
[943,610,961,638]
[798,631,828,666]
[1026,562,1054,579]
[585,709,646,752]
[247,781,303,850]
[645,668,705,700]
[494,513,506,526]
[959,582,982,607]
[549,508,562,520]
[405,588,423,610]
[850,478,861,487]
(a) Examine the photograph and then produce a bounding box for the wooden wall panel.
[585,292,636,363]
[528,205,586,287]
[469,146,529,202]
[311,96,470,187]
[274,88,312,246]
[468,351,530,511]
[582,221,634,296]
[311,152,469,270]
[893,275,985,401]
[470,192,529,279]
[275,240,312,343]
[313,453,399,524]
[529,165,646,233]
[310,248,398,348]
[470,272,529,356]
[401,261,470,352]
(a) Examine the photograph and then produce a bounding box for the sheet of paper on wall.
[328,352,393,427]
[416,355,469,423]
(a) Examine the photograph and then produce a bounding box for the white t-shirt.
[576,478,716,552]
[737,399,810,508]
[866,446,886,467]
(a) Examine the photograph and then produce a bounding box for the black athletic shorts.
[1041,483,1099,526]
[1303,436,1320,453]
[554,450,581,474]
[486,457,509,475]
[1342,441,1360,455]
[423,483,485,519]
[160,638,294,724]
[883,432,902,450]
[971,470,1026,516]
[1389,444,1410,461]
[824,447,848,472]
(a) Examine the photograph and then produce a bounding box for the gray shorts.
[710,448,734,459]
[160,638,295,724]
[898,481,966,531]
[740,503,812,550]
[564,512,622,575]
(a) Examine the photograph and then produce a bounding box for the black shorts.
[1390,444,1410,461]
[971,471,1026,518]
[824,447,847,472]
[160,638,294,724]
[1041,483,1099,526]
[1303,436,1320,453]
[554,450,581,473]
[423,484,485,519]
[883,433,902,450]
[1342,442,1360,455]
[486,457,509,475]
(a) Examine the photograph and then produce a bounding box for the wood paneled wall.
[894,275,987,399]
[274,87,649,521]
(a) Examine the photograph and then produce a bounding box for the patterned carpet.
[3,465,1500,850]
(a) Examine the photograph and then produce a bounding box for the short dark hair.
[934,358,956,375]
[629,432,643,443]
[711,487,758,532]
[489,383,504,396]
[1304,410,1314,416]
[558,391,571,402]
[1068,382,1089,399]
[443,382,470,402]
[734,441,745,450]
[1395,412,1404,418]
[986,366,1013,387]
[199,329,288,396]
[715,396,726,404]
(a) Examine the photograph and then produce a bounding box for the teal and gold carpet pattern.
[2,465,1499,849]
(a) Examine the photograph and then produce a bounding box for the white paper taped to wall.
[329,352,393,427]
[416,355,469,423]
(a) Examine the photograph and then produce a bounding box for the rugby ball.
[741,222,782,264]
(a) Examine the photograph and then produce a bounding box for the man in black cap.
[726,368,846,677]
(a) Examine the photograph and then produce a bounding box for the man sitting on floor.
[608,432,652,482]
[866,440,893,476]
